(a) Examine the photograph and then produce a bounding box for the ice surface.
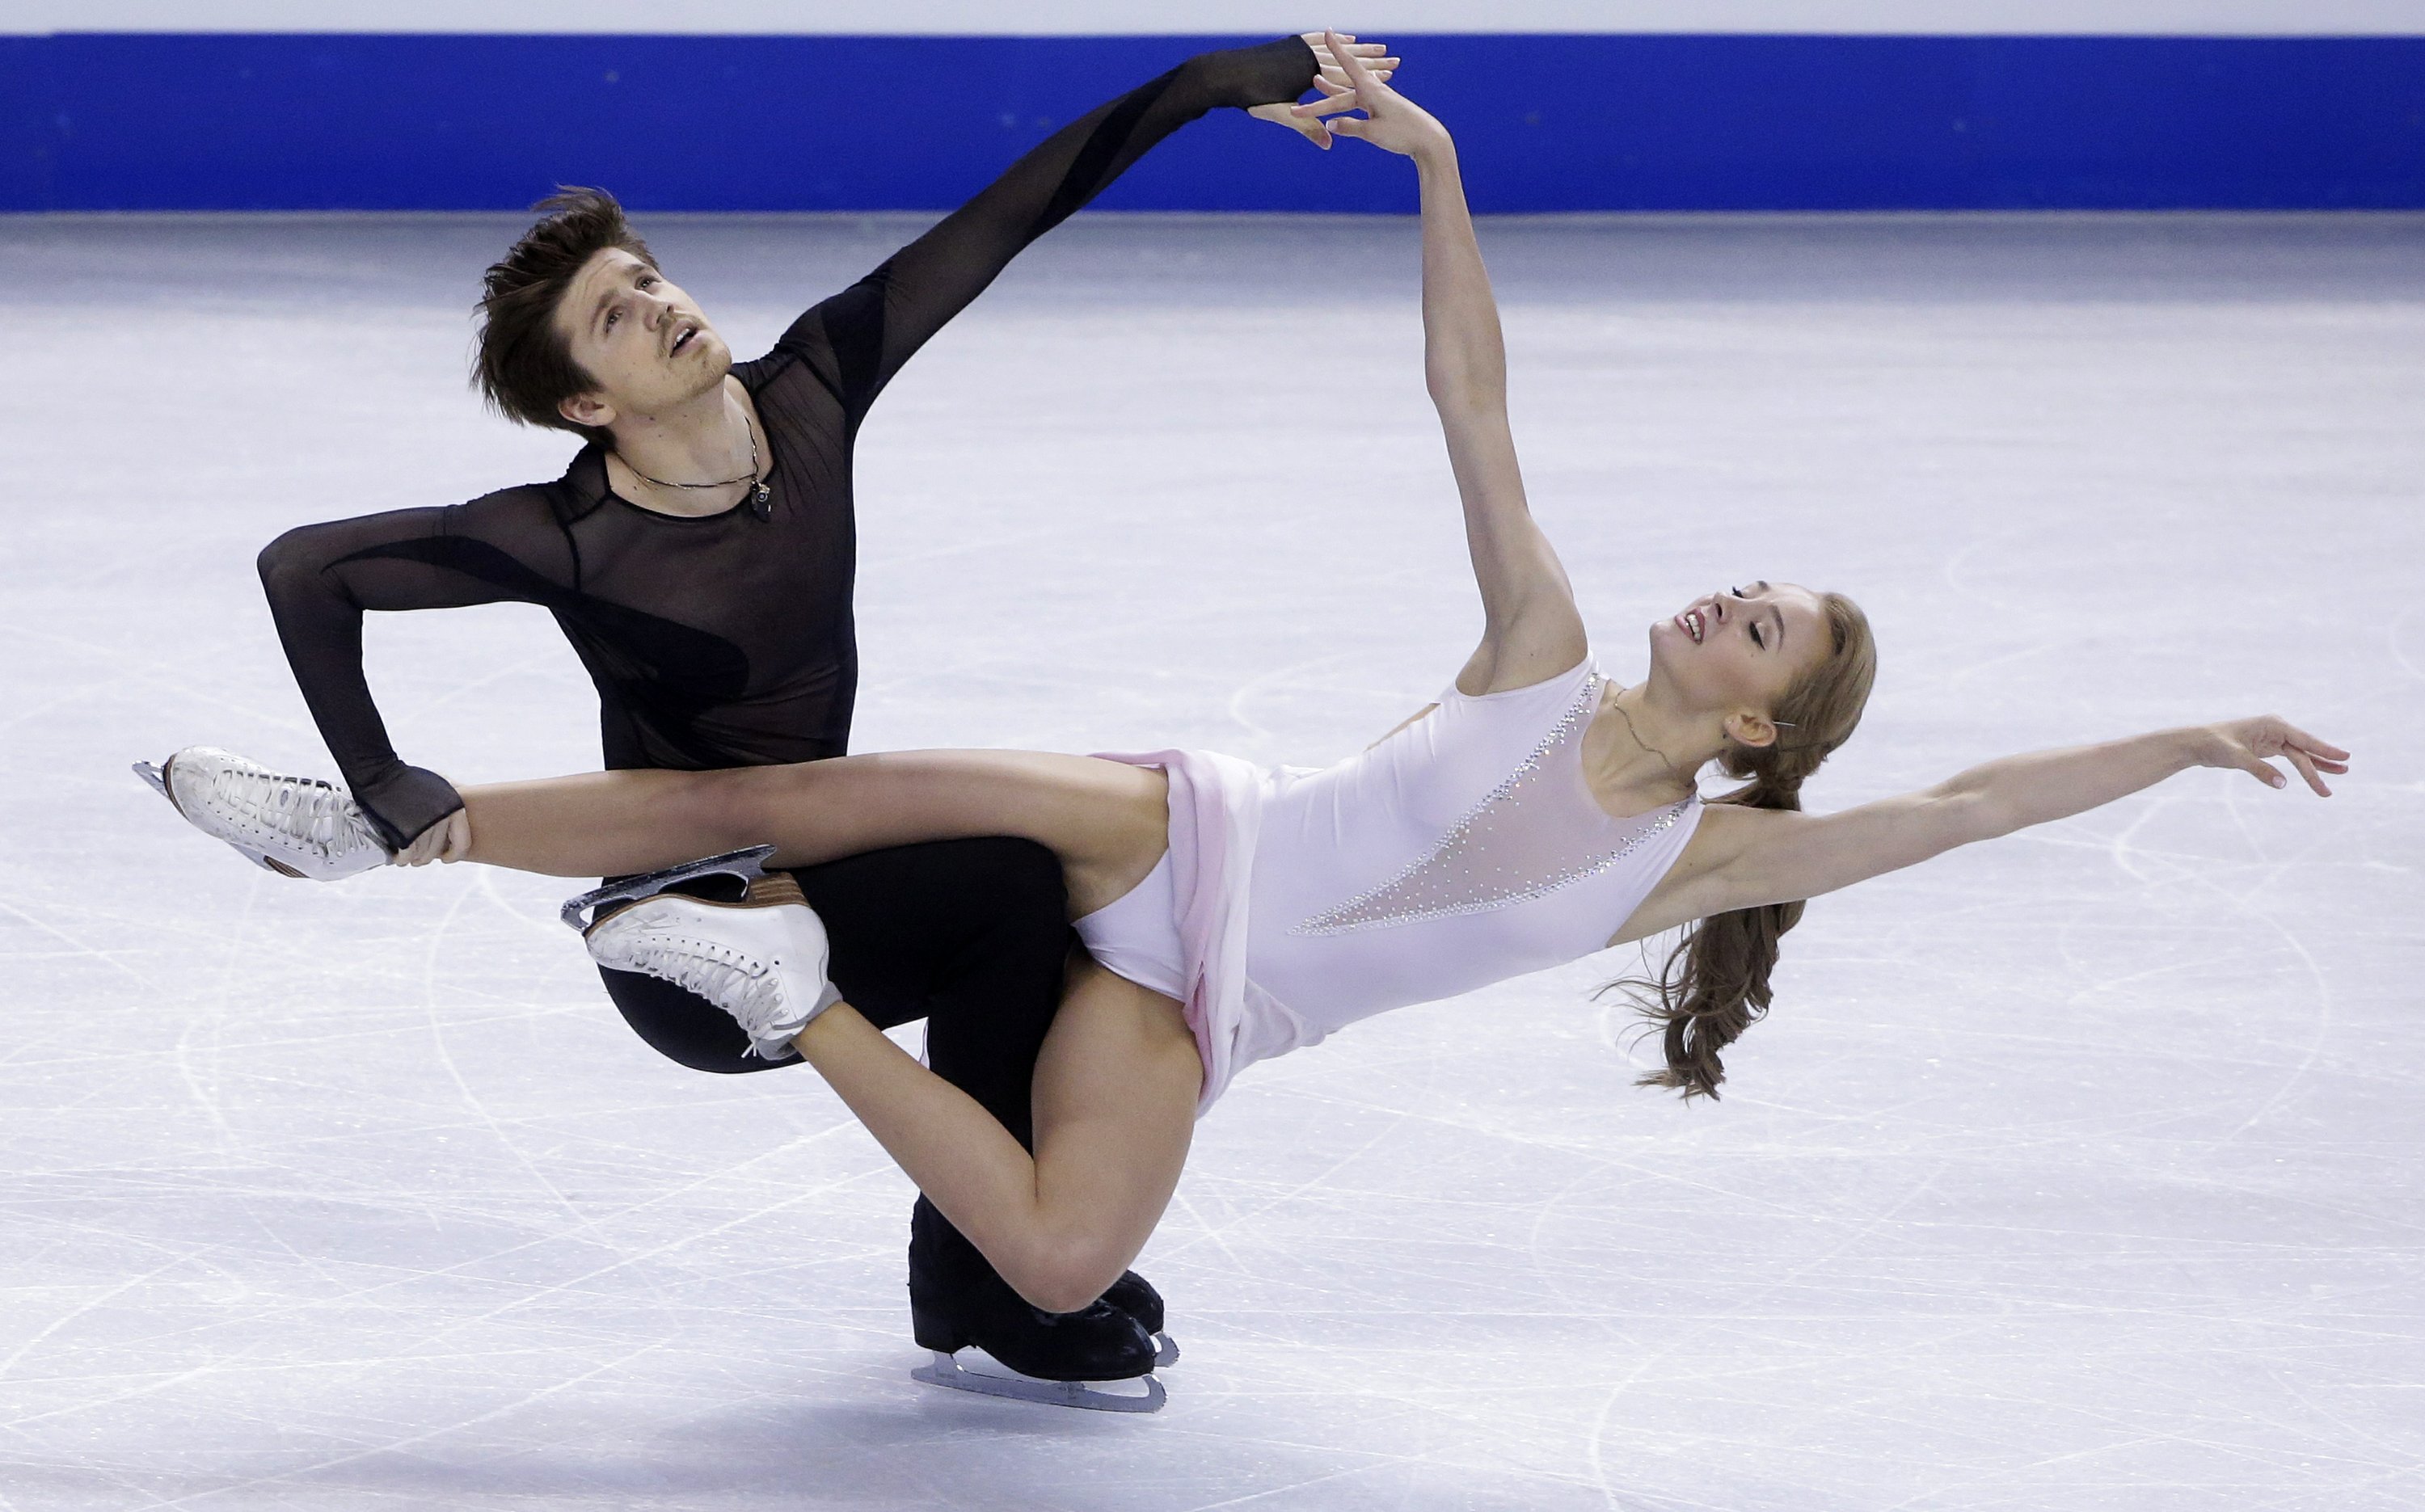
[2,210,2419,1510]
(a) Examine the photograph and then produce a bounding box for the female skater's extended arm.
[1308,38,1585,695]
[1655,716,2351,925]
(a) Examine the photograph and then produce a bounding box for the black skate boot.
[907,1198,1166,1412]
[1103,1269,1179,1366]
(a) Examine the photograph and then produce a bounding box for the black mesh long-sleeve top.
[258,38,1317,849]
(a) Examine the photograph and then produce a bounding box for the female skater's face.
[552,247,733,428]
[1651,581,1828,741]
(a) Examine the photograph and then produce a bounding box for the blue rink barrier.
[3,32,2421,213]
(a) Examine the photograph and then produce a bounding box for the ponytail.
[1612,592,1875,1100]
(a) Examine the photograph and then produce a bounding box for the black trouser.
[595,836,1069,1292]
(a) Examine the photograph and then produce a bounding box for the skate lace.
[624,935,787,1032]
[214,766,378,860]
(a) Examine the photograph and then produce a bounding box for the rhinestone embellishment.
[1293,674,1693,937]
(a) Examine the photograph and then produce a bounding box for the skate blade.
[911,1350,1166,1414]
[133,760,172,803]
[559,844,778,933]
[1153,1332,1179,1369]
[133,759,302,878]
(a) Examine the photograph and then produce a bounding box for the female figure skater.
[150,44,2347,1396]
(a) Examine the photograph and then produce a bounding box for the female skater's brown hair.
[1615,592,1878,1099]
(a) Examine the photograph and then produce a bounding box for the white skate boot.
[134,747,390,880]
[580,860,844,1060]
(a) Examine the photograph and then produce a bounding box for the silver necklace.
[618,411,771,519]
[1605,689,1696,801]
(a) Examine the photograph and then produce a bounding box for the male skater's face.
[553,247,733,432]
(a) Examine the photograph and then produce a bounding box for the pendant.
[751,481,772,519]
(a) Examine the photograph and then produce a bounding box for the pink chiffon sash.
[1090,748,1271,1114]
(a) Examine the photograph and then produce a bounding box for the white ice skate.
[576,851,844,1061]
[133,747,390,880]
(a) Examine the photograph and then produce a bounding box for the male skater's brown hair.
[474,186,655,447]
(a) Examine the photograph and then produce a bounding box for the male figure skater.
[227,34,1390,1406]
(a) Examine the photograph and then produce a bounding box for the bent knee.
[1005,1236,1132,1318]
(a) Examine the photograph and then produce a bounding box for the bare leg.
[456,752,1196,1303]
[458,749,1170,914]
[795,956,1201,1314]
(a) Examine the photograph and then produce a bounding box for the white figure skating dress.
[1076,659,1702,1113]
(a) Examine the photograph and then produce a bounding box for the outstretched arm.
[1309,36,1586,695]
[1675,716,2351,921]
[782,33,1394,426]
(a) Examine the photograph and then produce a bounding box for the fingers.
[1311,63,1395,91]
[1301,33,1396,58]
[1293,75,1357,113]
[2237,746,2328,796]
[1326,28,1383,91]
[1293,90,1368,120]
[1314,54,1398,74]
[2270,736,2328,799]
[2263,717,2347,794]
[1304,33,1398,85]
[392,807,473,866]
[2212,717,2349,796]
[2282,722,2351,763]
[393,825,443,867]
[1249,100,1334,146]
[2281,746,2332,797]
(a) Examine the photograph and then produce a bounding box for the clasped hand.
[394,807,471,866]
[1250,31,1447,157]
